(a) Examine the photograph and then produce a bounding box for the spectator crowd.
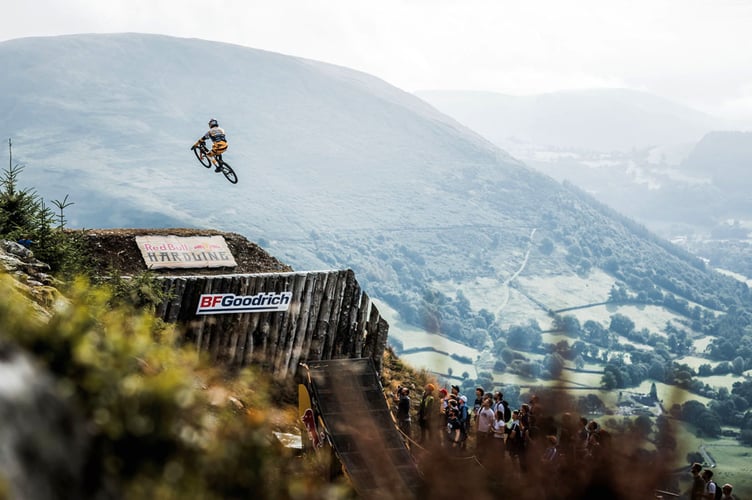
[391,383,739,499]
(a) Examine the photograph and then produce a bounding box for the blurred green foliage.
[0,275,347,499]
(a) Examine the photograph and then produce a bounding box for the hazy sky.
[4,0,752,123]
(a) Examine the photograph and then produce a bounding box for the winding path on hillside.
[699,445,717,468]
[497,228,537,312]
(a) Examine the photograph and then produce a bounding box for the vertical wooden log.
[255,275,275,371]
[154,277,173,318]
[270,273,296,375]
[297,271,327,369]
[373,317,389,373]
[323,270,348,360]
[244,276,262,366]
[361,301,382,361]
[164,278,184,323]
[233,275,253,368]
[282,272,315,378]
[196,276,216,354]
[334,270,359,358]
[225,275,244,366]
[210,275,234,361]
[311,271,337,362]
[177,276,197,322]
[353,291,370,357]
[262,274,282,373]
[275,273,306,377]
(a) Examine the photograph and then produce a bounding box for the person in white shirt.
[701,469,717,500]
[475,396,496,461]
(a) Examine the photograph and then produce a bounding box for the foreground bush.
[0,275,347,499]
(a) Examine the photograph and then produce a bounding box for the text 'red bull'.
[196,291,293,315]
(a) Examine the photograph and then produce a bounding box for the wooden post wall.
[154,270,387,377]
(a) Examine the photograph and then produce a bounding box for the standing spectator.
[720,483,735,500]
[438,388,449,447]
[492,391,504,415]
[585,420,603,459]
[450,384,462,400]
[519,403,531,432]
[458,395,469,449]
[701,469,717,500]
[492,409,507,468]
[475,396,495,461]
[518,404,533,472]
[507,410,524,472]
[576,416,590,460]
[473,387,485,424]
[396,387,411,440]
[689,463,705,500]
[528,394,542,428]
[446,408,463,452]
[417,383,436,444]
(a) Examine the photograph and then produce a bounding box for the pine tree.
[0,138,46,238]
[0,138,87,275]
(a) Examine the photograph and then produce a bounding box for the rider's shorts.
[210,141,228,156]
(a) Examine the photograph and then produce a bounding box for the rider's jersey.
[203,126,227,143]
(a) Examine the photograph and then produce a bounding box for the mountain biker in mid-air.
[193,118,228,172]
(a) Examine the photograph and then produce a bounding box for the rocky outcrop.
[0,339,88,500]
[0,240,64,317]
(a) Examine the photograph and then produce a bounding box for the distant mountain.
[681,131,752,190]
[1,34,748,368]
[416,89,752,282]
[415,89,723,152]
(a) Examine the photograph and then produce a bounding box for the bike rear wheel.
[220,161,238,184]
[194,146,212,168]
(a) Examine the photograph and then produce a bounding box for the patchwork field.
[376,299,480,379]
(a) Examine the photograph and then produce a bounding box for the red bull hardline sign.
[135,235,237,269]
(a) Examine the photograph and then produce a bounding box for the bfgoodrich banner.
[196,292,293,315]
[135,235,238,269]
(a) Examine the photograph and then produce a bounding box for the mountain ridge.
[2,33,749,361]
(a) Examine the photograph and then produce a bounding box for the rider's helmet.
[208,118,218,128]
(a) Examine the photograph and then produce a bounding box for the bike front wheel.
[220,161,238,184]
[194,147,212,168]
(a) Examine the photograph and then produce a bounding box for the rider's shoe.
[215,166,222,172]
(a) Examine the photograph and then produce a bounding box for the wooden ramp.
[305,358,423,499]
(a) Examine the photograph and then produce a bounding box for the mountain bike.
[191,141,238,184]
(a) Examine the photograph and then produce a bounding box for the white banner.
[135,235,237,269]
[196,292,293,315]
